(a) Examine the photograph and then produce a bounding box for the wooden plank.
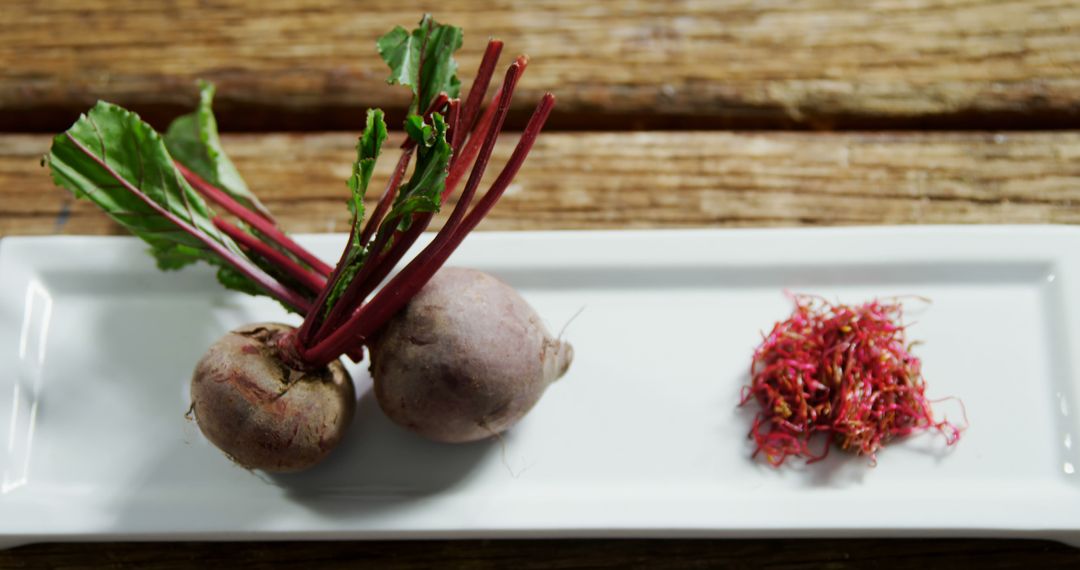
[2,538,1078,569]
[2,0,1079,131]
[3,131,1080,237]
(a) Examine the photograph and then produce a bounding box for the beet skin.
[370,267,573,443]
[191,323,355,472]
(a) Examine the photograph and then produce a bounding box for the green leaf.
[376,27,417,100]
[46,101,267,300]
[385,112,450,233]
[164,81,273,219]
[377,14,463,114]
[325,109,388,316]
[153,243,207,271]
[403,114,432,145]
[216,265,262,297]
[346,109,388,224]
[322,256,363,319]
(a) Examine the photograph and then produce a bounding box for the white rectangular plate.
[2,226,1080,548]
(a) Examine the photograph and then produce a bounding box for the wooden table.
[3,1,1080,567]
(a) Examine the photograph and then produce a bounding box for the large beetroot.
[371,268,573,442]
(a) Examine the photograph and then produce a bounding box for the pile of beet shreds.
[741,296,964,466]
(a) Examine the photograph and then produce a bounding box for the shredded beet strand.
[741,295,964,467]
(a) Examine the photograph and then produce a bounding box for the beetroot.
[190,323,354,471]
[371,268,573,442]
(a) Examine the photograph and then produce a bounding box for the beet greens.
[45,14,555,371]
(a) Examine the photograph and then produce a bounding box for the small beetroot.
[190,323,355,472]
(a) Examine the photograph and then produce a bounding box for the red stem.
[171,164,277,224]
[454,39,504,159]
[357,148,414,249]
[339,80,498,310]
[344,61,524,308]
[425,93,451,125]
[444,89,503,200]
[336,69,527,318]
[176,162,333,277]
[314,173,415,340]
[296,231,355,346]
[356,91,445,246]
[453,95,554,235]
[309,59,525,349]
[66,133,311,313]
[302,92,554,365]
[435,59,523,242]
[296,151,415,349]
[214,217,326,294]
[446,98,461,149]
[312,211,407,341]
[312,93,455,342]
[335,211,433,320]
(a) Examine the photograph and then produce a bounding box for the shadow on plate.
[265,386,496,518]
[79,300,492,526]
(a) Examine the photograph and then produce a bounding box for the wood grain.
[3,0,1079,131]
[3,130,1080,237]
[2,539,1079,569]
